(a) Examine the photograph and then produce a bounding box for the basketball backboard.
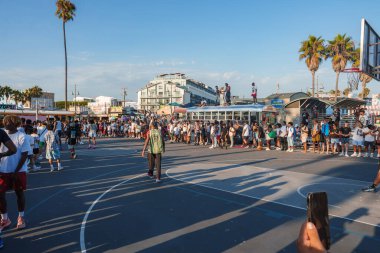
[360,19,380,81]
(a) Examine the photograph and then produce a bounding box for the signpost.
[271,99,284,109]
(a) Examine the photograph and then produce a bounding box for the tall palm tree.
[327,34,355,101]
[55,0,76,111]
[299,35,326,97]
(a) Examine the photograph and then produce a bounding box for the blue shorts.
[352,140,364,146]
[341,137,350,144]
[331,138,340,144]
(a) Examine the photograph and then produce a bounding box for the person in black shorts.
[339,121,351,157]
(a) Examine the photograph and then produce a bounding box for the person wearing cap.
[142,122,165,183]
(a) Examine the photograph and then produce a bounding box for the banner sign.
[0,104,16,110]
[270,99,284,108]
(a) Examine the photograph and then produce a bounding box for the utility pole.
[276,83,280,94]
[122,88,128,107]
[72,84,79,118]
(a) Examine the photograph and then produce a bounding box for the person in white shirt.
[363,125,376,157]
[279,121,288,151]
[287,122,295,152]
[209,122,216,149]
[0,116,28,230]
[242,121,250,148]
[53,118,63,149]
[30,128,41,169]
[351,122,364,157]
[37,122,48,160]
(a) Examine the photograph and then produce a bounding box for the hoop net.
[342,68,361,91]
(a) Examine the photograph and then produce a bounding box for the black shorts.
[364,141,374,148]
[33,148,39,155]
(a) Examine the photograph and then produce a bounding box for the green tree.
[299,36,326,97]
[56,0,76,111]
[326,34,355,101]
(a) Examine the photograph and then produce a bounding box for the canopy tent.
[330,98,366,109]
[284,97,332,110]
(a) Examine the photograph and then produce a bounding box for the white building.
[73,96,95,102]
[137,73,217,111]
[88,96,118,115]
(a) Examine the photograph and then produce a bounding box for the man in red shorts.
[0,115,29,230]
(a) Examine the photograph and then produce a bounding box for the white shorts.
[89,131,96,138]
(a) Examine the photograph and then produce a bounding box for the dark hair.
[47,124,54,131]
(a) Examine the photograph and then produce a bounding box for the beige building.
[137,73,217,112]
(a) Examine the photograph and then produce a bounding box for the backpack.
[149,129,164,154]
[268,130,276,139]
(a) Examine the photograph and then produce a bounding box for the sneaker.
[377,154,380,158]
[33,165,41,170]
[147,172,153,178]
[357,153,362,157]
[339,152,344,156]
[209,146,214,149]
[362,185,377,192]
[289,149,294,152]
[370,153,374,158]
[155,179,161,183]
[58,166,63,171]
[16,216,26,230]
[345,153,349,157]
[50,167,55,172]
[351,153,357,157]
[266,148,270,151]
[0,218,11,230]
[363,153,369,158]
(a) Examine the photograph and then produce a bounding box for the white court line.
[80,173,145,253]
[166,168,380,229]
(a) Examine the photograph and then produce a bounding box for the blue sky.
[1,0,379,101]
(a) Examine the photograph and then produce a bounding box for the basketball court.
[2,19,380,253]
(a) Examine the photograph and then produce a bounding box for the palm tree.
[28,85,43,98]
[55,0,76,111]
[0,86,14,103]
[299,36,326,97]
[11,90,25,109]
[327,34,355,101]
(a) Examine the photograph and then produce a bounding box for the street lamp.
[72,84,80,117]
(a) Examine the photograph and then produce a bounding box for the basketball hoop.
[342,68,362,91]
